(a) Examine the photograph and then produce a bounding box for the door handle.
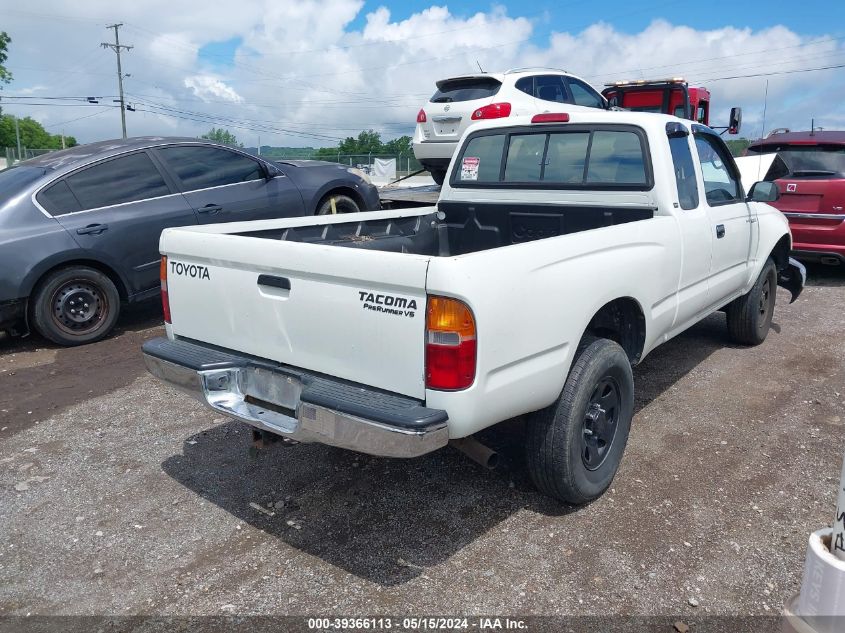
[716,224,726,239]
[257,274,291,290]
[76,223,108,235]
[198,204,222,214]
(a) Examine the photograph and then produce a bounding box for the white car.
[412,68,608,185]
[143,109,805,504]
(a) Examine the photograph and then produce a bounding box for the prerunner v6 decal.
[358,291,417,318]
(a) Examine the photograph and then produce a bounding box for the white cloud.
[2,1,843,146]
[184,75,243,103]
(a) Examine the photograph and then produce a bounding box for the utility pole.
[14,115,21,162]
[101,23,132,139]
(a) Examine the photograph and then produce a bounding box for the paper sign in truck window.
[461,157,480,180]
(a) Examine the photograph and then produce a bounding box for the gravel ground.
[1,265,843,618]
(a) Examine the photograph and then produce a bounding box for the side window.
[63,152,171,211]
[504,134,546,182]
[533,75,567,103]
[668,134,700,210]
[158,146,264,191]
[694,134,741,205]
[39,180,82,216]
[455,134,505,182]
[515,77,533,96]
[567,78,605,109]
[586,131,647,185]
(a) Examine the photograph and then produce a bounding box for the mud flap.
[777,257,806,303]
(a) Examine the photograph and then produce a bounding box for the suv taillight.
[471,102,511,120]
[416,108,427,123]
[160,256,171,324]
[426,296,476,391]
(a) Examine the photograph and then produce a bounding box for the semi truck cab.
[602,78,740,134]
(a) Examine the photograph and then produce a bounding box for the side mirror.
[747,180,779,202]
[728,107,742,135]
[264,163,283,180]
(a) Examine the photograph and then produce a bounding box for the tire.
[429,169,446,186]
[525,336,634,504]
[726,258,776,346]
[316,194,360,215]
[31,266,121,346]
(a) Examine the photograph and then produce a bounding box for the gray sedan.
[0,137,380,346]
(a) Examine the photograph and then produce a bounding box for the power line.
[582,34,845,83]
[44,107,116,129]
[696,62,845,83]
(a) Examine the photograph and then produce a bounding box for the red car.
[747,131,845,266]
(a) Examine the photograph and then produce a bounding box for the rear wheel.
[525,336,634,504]
[726,258,777,345]
[31,266,121,346]
[316,194,360,215]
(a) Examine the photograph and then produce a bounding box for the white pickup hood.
[160,210,434,399]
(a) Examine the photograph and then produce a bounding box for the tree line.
[0,33,77,151]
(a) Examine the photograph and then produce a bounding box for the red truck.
[601,78,741,133]
[746,130,845,266]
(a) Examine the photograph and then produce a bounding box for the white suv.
[412,68,607,184]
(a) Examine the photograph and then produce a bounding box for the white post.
[834,452,845,561]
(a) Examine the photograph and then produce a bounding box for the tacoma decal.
[170,260,210,280]
[358,291,417,318]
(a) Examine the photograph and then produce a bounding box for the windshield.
[0,165,47,202]
[748,144,845,177]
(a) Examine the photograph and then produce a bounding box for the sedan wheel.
[32,266,121,346]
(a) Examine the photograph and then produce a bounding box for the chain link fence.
[263,152,424,179]
[4,147,57,167]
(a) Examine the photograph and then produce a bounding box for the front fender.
[749,203,804,302]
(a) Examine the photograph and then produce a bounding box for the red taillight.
[416,108,427,123]
[426,296,476,391]
[160,256,171,324]
[471,102,511,120]
[531,112,570,123]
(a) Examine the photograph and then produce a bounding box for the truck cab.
[602,78,710,124]
[602,78,741,136]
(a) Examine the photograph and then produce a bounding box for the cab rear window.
[453,126,651,189]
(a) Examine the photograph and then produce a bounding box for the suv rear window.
[748,144,845,178]
[454,126,650,189]
[430,77,501,103]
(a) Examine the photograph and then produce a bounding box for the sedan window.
[158,146,265,192]
[63,152,172,212]
[39,180,82,216]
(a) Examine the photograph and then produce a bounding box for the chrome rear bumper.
[142,338,449,459]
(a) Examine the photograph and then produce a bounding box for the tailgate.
[163,231,430,399]
[776,178,845,214]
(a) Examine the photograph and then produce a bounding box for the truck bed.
[236,202,655,256]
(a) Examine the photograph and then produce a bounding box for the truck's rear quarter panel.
[425,213,682,437]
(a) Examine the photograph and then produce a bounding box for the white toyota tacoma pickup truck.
[142,110,805,504]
